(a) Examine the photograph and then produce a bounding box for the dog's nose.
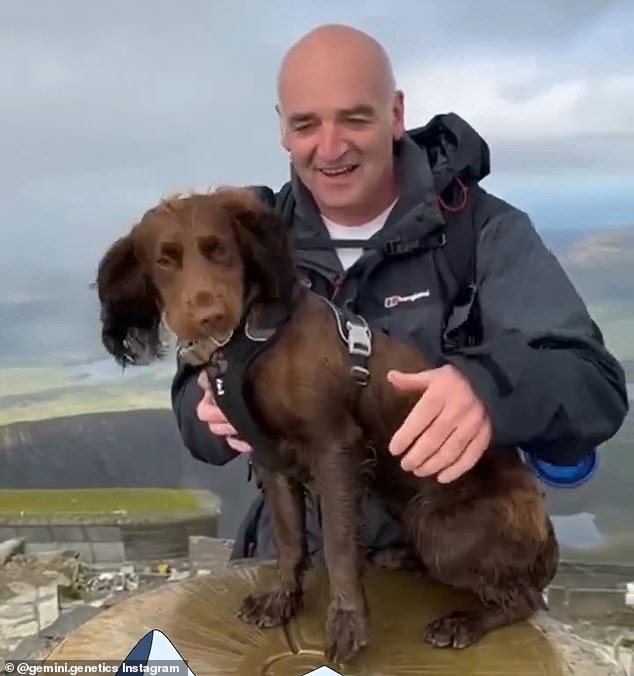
[188,291,227,334]
[197,308,226,331]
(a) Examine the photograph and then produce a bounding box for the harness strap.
[205,301,292,472]
[296,229,448,318]
[318,296,373,386]
[294,230,446,256]
[206,290,374,475]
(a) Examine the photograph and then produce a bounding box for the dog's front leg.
[237,467,307,627]
[312,435,369,663]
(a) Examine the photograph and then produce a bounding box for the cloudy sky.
[1,0,633,295]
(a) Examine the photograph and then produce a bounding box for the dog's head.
[95,187,297,367]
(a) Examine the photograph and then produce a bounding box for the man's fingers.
[387,369,431,391]
[389,391,443,457]
[196,396,228,425]
[197,369,211,391]
[208,422,239,436]
[227,436,253,453]
[195,368,250,452]
[398,409,456,472]
[435,425,490,484]
[413,427,473,477]
[412,409,482,477]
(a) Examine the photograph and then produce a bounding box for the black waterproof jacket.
[170,113,629,560]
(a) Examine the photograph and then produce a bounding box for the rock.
[167,569,189,582]
[29,549,79,565]
[85,565,139,595]
[531,613,626,676]
[613,634,634,675]
[188,536,232,568]
[0,574,59,653]
[0,538,25,566]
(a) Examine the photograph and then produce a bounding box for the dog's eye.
[156,243,182,269]
[199,236,227,261]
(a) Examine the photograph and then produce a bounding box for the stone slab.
[91,542,125,564]
[46,563,571,675]
[84,526,121,542]
[0,527,19,540]
[566,588,632,619]
[25,542,94,563]
[50,526,86,543]
[15,526,52,542]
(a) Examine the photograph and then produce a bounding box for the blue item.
[523,449,598,488]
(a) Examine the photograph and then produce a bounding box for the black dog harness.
[204,291,373,472]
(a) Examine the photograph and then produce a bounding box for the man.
[171,24,628,561]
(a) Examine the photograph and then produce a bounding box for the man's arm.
[446,205,629,465]
[170,358,240,465]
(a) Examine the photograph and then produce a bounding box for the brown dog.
[95,187,559,663]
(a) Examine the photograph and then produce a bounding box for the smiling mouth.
[317,164,359,177]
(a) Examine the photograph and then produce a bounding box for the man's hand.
[387,365,492,483]
[196,371,253,453]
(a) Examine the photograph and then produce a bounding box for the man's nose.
[316,124,347,162]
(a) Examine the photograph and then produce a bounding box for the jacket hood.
[286,112,491,278]
[406,112,491,192]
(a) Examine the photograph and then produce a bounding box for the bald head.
[274,24,405,227]
[277,24,396,109]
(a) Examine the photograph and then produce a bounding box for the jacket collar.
[288,133,447,278]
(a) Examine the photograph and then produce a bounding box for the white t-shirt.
[321,199,398,270]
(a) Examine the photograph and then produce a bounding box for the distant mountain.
[0,407,631,551]
[557,225,634,303]
[539,228,590,256]
[0,287,102,364]
[0,409,258,539]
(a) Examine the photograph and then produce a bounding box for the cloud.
[401,56,634,172]
[1,0,633,293]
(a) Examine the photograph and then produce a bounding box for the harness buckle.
[346,318,372,386]
[346,319,372,357]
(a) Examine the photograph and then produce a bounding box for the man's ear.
[216,187,297,303]
[275,103,292,152]
[94,233,164,367]
[392,89,406,140]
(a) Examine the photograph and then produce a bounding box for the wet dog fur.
[95,187,559,663]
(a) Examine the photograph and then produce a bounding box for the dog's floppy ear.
[216,187,297,303]
[95,233,164,367]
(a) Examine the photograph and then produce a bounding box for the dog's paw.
[236,589,302,628]
[423,610,485,649]
[324,603,369,663]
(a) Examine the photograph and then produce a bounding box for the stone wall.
[0,490,220,565]
[546,583,634,625]
[0,574,59,653]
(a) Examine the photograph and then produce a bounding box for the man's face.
[278,63,405,224]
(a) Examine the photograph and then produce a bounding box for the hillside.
[558,225,634,306]
[0,409,258,539]
[0,223,631,555]
[0,405,632,554]
[541,225,634,369]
